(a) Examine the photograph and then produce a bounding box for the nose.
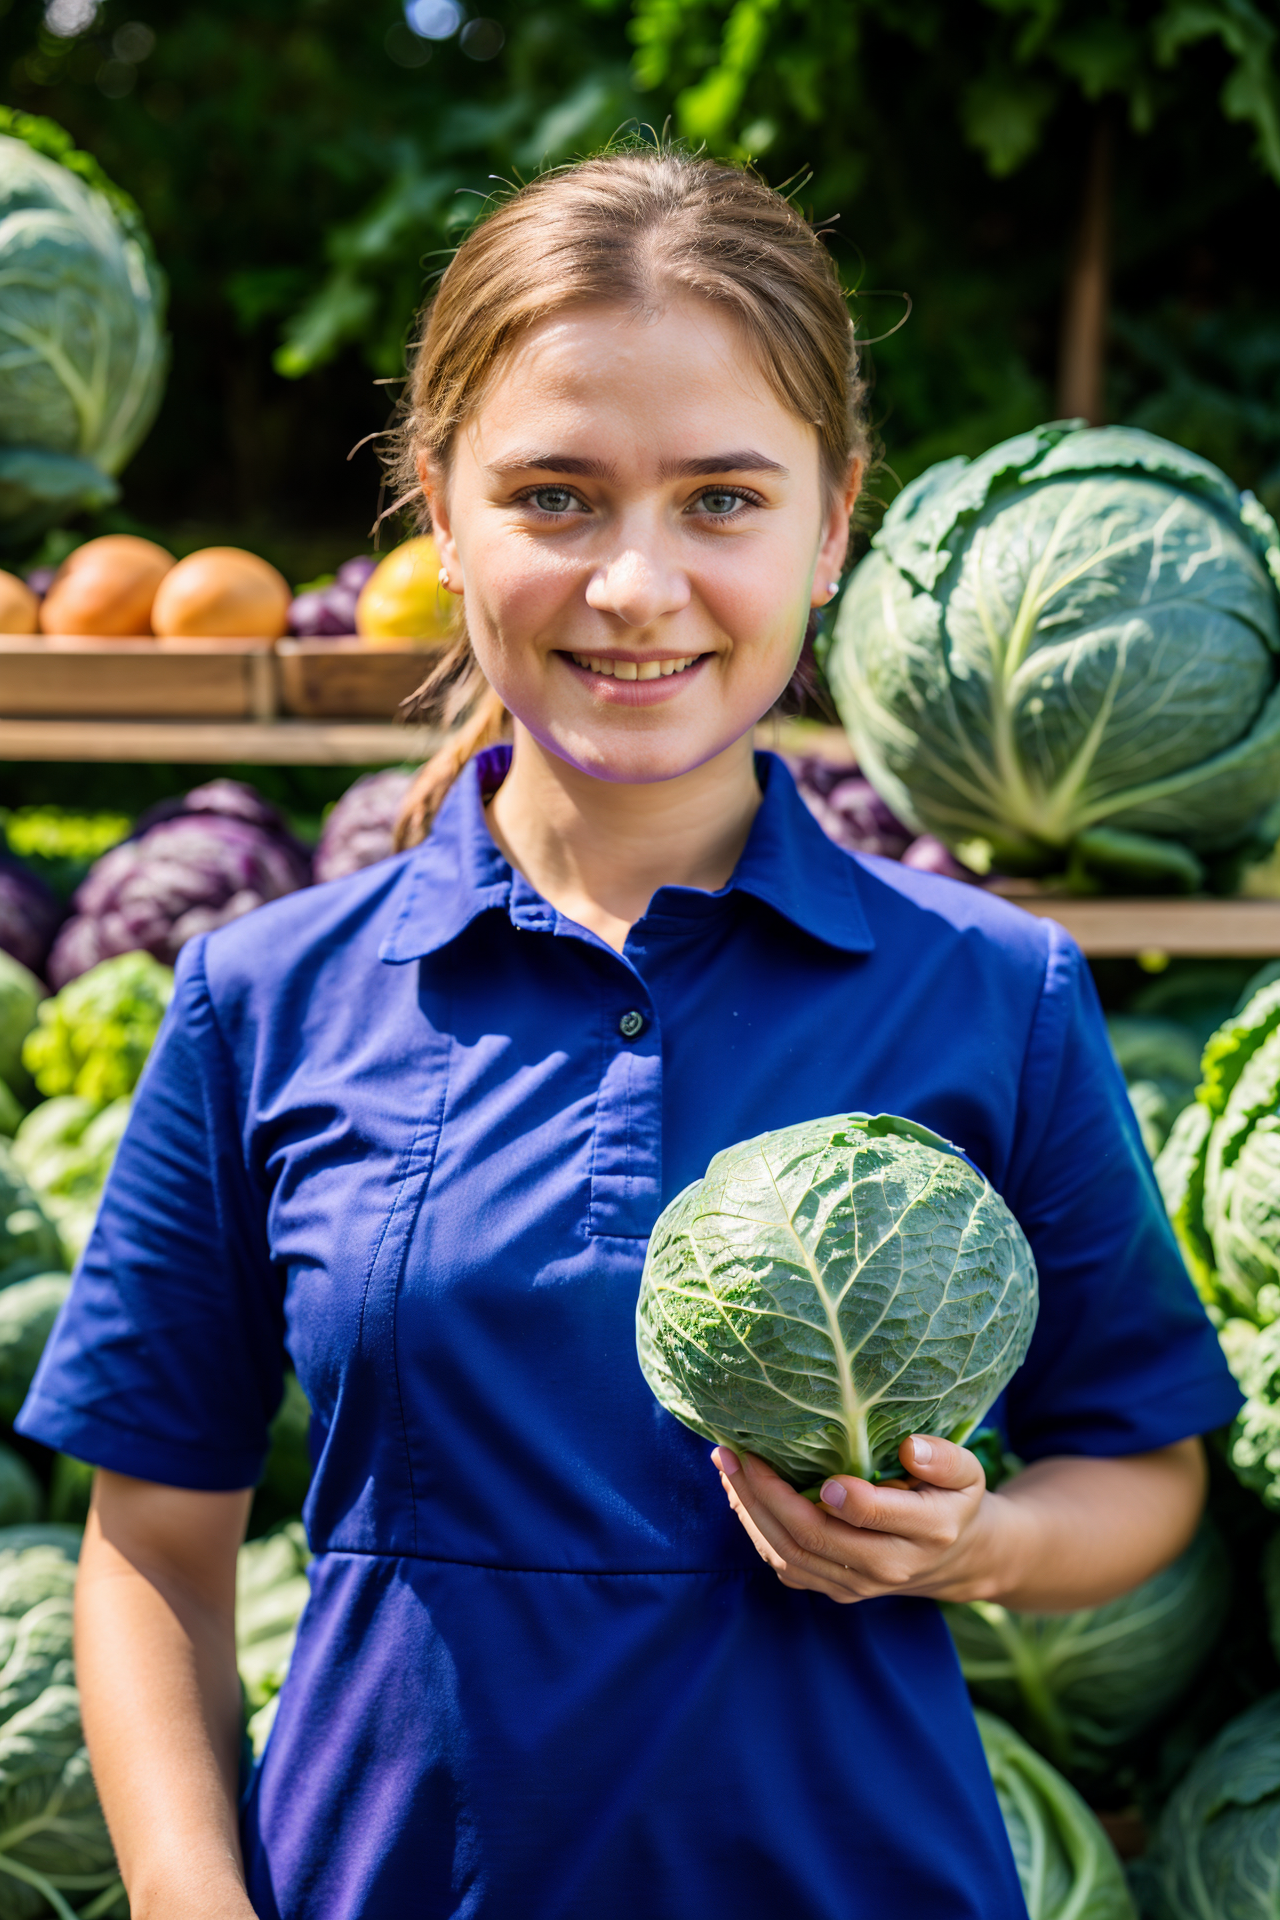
[585,535,691,628]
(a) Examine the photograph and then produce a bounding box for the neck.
[485,723,762,951]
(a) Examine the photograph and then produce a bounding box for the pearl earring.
[438,567,451,590]
[828,580,840,596]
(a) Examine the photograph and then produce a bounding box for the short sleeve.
[999,924,1241,1460]
[16,936,283,1491]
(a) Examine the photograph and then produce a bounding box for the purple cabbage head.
[314,770,414,883]
[788,753,982,881]
[48,781,313,987]
[288,557,379,637]
[788,757,915,860]
[0,853,63,976]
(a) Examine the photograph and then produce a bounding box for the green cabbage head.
[1142,1693,1280,1920]
[946,1520,1230,1779]
[0,118,168,545]
[977,1710,1137,1920]
[825,422,1280,892]
[636,1112,1038,1489]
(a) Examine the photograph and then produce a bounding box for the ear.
[418,452,460,585]
[811,456,863,607]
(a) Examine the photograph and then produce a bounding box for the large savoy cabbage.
[825,423,1280,892]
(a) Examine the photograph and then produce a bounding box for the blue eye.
[532,488,577,514]
[698,490,743,516]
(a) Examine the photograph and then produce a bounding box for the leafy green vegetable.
[0,1525,121,1920]
[237,1522,311,1718]
[0,955,44,1112]
[635,1111,1038,1488]
[946,1523,1230,1778]
[0,1453,40,1533]
[0,1085,20,1146]
[824,422,1280,891]
[1153,977,1280,1507]
[0,1275,70,1429]
[0,1146,64,1290]
[0,124,167,547]
[12,1099,131,1267]
[22,955,172,1109]
[0,812,131,907]
[1157,978,1280,1325]
[1142,1692,1280,1919]
[1107,1014,1203,1159]
[976,1709,1137,1919]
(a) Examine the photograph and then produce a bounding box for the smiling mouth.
[569,653,702,680]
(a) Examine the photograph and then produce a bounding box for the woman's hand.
[710,1432,1207,1611]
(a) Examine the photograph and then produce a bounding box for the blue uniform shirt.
[21,748,1240,1920]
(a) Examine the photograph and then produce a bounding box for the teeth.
[571,654,698,679]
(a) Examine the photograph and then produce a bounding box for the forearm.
[76,1475,256,1920]
[970,1437,1207,1612]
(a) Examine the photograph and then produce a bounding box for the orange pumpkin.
[151,547,291,639]
[39,535,176,636]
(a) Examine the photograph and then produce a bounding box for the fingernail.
[712,1447,740,1477]
[820,1480,846,1509]
[911,1438,934,1466]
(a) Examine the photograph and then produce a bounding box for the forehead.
[457,299,819,471]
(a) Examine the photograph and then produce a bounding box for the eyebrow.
[488,450,788,481]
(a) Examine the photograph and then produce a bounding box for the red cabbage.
[0,853,63,976]
[47,781,312,987]
[314,770,413,883]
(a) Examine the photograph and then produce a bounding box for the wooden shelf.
[0,718,440,765]
[1010,896,1280,957]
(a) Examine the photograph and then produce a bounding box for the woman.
[20,149,1238,1920]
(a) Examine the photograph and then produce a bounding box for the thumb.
[898,1434,987,1491]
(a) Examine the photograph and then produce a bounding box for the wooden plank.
[276,637,435,719]
[1013,897,1280,956]
[0,718,440,765]
[0,637,276,720]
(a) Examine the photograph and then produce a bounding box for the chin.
[549,726,754,786]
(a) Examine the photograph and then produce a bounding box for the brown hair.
[387,145,870,849]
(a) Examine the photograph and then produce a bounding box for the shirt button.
[618,1009,646,1040]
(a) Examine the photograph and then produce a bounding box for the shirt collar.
[379,744,875,963]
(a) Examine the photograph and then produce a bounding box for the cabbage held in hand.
[636,1112,1037,1488]
[825,423,1280,893]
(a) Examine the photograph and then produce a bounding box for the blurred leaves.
[0,0,1276,547]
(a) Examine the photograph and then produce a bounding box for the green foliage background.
[0,0,1277,573]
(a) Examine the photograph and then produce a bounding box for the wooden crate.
[0,636,276,720]
[276,637,439,718]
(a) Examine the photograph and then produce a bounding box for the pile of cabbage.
[0,111,167,550]
[825,421,1280,895]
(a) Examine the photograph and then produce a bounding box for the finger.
[713,1458,851,1597]
[728,1453,885,1583]
[812,1439,985,1542]
[896,1435,987,1493]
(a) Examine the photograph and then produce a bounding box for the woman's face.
[425,297,858,785]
